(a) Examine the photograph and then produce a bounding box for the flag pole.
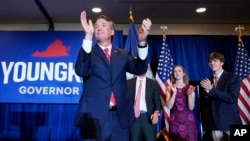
[129,5,134,22]
[235,25,244,44]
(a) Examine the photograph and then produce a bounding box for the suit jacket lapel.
[145,78,149,103]
[110,48,120,80]
[93,44,111,67]
[132,78,137,101]
[216,71,227,89]
[111,48,119,65]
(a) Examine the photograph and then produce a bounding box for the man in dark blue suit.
[127,73,161,141]
[200,52,242,141]
[74,10,152,141]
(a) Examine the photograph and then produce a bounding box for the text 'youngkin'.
[1,61,81,84]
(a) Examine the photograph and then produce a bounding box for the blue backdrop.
[0,31,250,140]
[0,31,123,104]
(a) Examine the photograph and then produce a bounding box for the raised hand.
[187,85,195,95]
[138,18,152,46]
[80,10,94,40]
[170,82,177,95]
[200,78,213,93]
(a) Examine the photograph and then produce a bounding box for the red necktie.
[104,48,110,63]
[134,80,142,118]
[104,48,116,106]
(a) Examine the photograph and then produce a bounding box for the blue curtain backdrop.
[1,34,250,140]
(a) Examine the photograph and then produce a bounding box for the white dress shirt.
[82,39,148,60]
[135,76,147,112]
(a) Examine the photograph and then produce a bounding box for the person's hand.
[150,111,159,124]
[166,85,171,93]
[187,85,195,95]
[170,83,177,95]
[80,10,94,40]
[200,78,213,94]
[138,18,152,46]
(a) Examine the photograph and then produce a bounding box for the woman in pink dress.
[165,65,198,141]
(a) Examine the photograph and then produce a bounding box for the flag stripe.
[155,73,166,94]
[239,78,250,111]
[156,73,170,132]
[163,106,170,128]
[238,100,250,124]
[238,95,250,118]
[238,76,250,124]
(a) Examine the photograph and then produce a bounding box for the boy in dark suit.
[200,52,242,141]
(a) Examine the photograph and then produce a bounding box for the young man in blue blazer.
[200,52,242,141]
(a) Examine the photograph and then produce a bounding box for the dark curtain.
[1,35,250,141]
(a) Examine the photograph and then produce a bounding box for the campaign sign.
[0,31,123,103]
[230,124,250,141]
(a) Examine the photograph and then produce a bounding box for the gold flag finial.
[160,25,168,40]
[235,25,244,44]
[129,5,134,22]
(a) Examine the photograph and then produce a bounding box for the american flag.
[155,37,174,135]
[234,42,250,125]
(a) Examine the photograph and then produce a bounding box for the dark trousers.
[129,113,157,141]
[80,111,129,141]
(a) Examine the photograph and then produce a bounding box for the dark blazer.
[127,77,162,118]
[200,70,242,131]
[74,44,148,129]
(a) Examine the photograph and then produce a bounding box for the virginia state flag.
[124,20,138,57]
[124,12,138,79]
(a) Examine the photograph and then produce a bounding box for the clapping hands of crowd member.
[200,78,213,94]
[165,82,177,109]
[187,85,195,95]
[170,82,177,95]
